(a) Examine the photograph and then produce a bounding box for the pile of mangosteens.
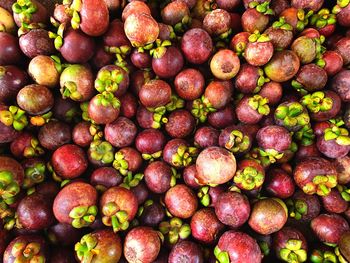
[1,0,350,262]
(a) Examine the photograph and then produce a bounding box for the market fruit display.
[1,0,350,262]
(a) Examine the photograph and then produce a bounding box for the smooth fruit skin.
[191,208,224,244]
[168,241,204,263]
[248,198,288,235]
[311,214,349,244]
[195,146,237,186]
[165,184,198,219]
[217,230,262,263]
[124,226,161,263]
[51,144,88,179]
[53,182,97,225]
[79,0,109,36]
[264,50,300,82]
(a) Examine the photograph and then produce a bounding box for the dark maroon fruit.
[215,191,250,228]
[0,65,28,103]
[321,188,348,214]
[165,109,195,138]
[0,32,22,65]
[265,168,295,199]
[181,28,213,64]
[139,201,165,227]
[168,241,204,263]
[48,222,82,247]
[139,79,172,108]
[215,231,262,263]
[144,161,176,194]
[38,121,71,151]
[194,126,220,148]
[332,70,350,102]
[19,29,55,58]
[152,46,184,79]
[17,193,54,230]
[311,214,349,244]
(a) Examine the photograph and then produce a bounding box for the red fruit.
[216,231,262,263]
[79,0,109,36]
[248,198,288,235]
[191,208,224,244]
[139,79,172,108]
[265,168,295,199]
[51,144,88,179]
[53,182,98,228]
[181,28,213,64]
[214,191,251,228]
[124,226,161,263]
[165,184,198,219]
[311,214,349,244]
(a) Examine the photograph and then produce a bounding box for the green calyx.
[166,95,185,112]
[146,106,169,129]
[202,0,218,12]
[89,140,114,164]
[291,80,309,96]
[280,239,307,263]
[245,147,271,168]
[23,138,45,158]
[272,17,293,31]
[17,22,45,37]
[301,91,333,113]
[255,68,270,93]
[310,249,338,263]
[75,233,99,263]
[275,102,310,129]
[310,8,336,29]
[69,0,82,30]
[69,205,97,228]
[335,247,349,263]
[173,15,192,34]
[295,9,314,31]
[171,145,198,168]
[49,23,66,50]
[333,0,350,14]
[113,151,129,175]
[234,166,264,191]
[302,174,337,196]
[12,0,37,24]
[149,39,172,59]
[105,45,131,60]
[324,125,350,146]
[214,246,230,263]
[137,199,154,217]
[337,185,350,202]
[248,1,274,15]
[95,68,124,94]
[23,162,46,189]
[120,172,144,189]
[94,92,121,109]
[159,217,191,245]
[225,130,250,153]
[0,171,20,205]
[248,95,270,116]
[0,106,28,131]
[191,95,217,123]
[80,102,90,122]
[0,201,15,230]
[11,241,44,262]
[286,198,308,220]
[248,30,270,43]
[61,80,83,101]
[102,202,130,232]
[89,124,104,141]
[293,124,315,146]
[258,148,284,163]
[197,186,211,207]
[142,150,162,161]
